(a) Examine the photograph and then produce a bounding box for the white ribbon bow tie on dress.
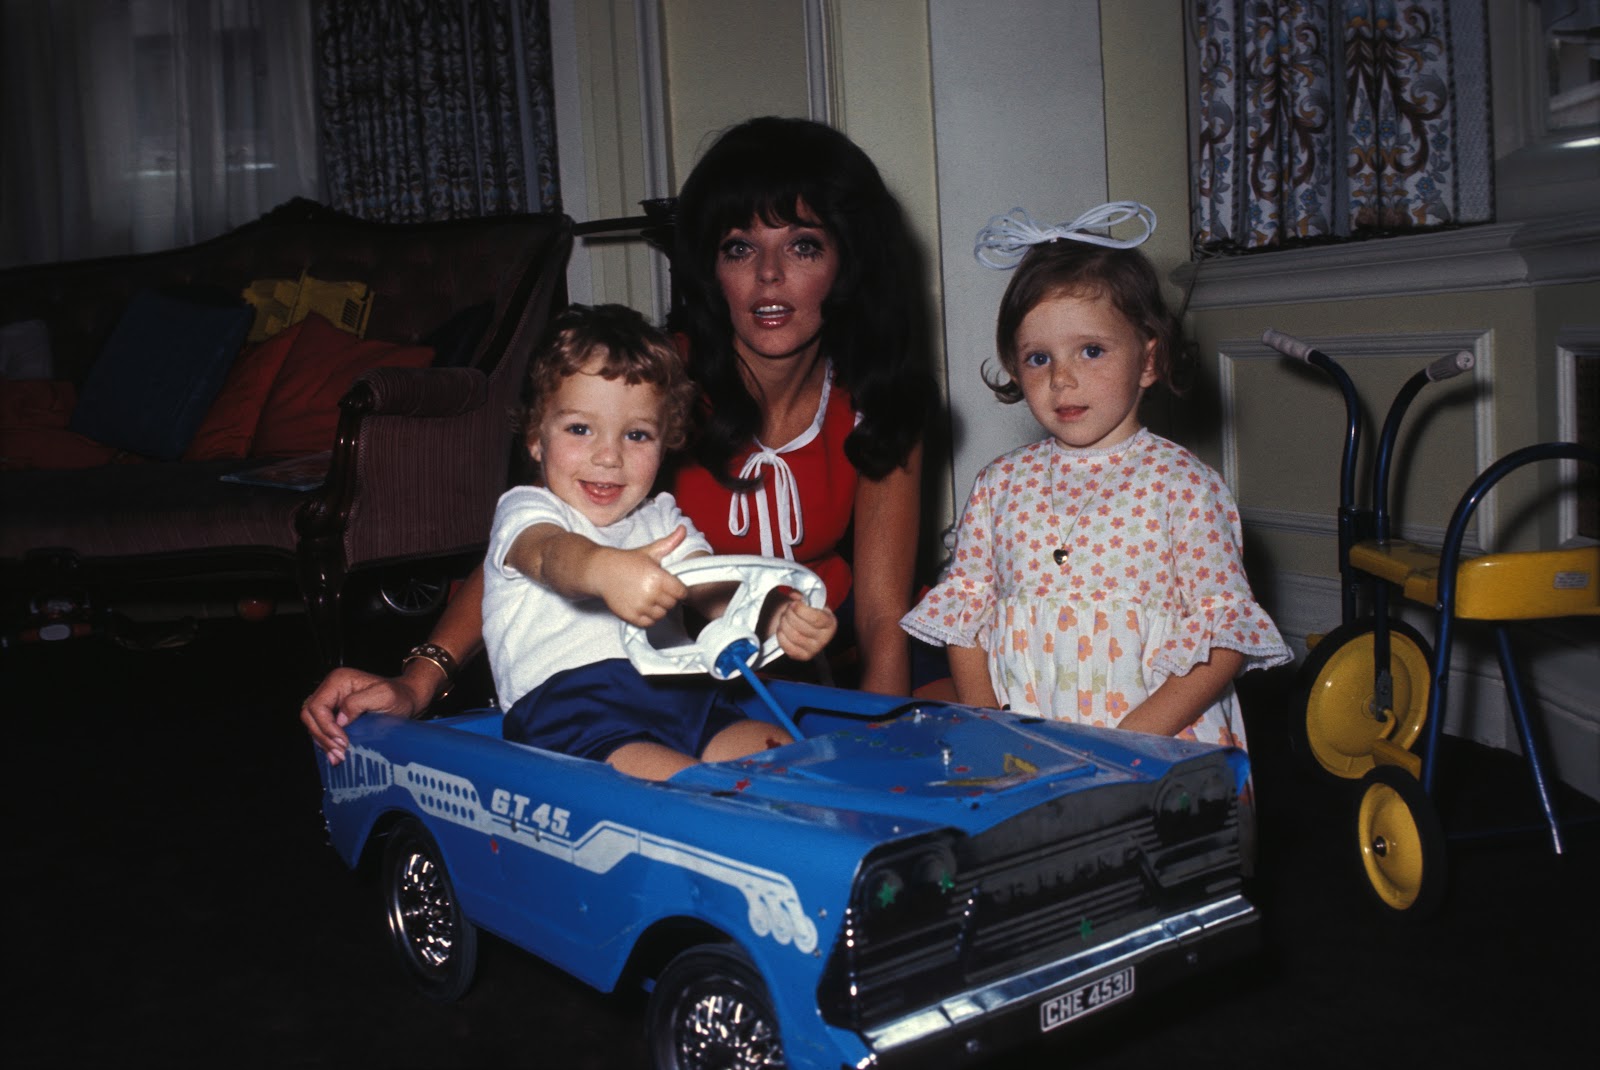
[973,201,1158,269]
[730,448,804,559]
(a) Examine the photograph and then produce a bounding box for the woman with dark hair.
[303,116,938,765]
[672,116,928,487]
[668,116,934,695]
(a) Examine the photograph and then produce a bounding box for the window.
[1,0,317,266]
[1544,0,1600,131]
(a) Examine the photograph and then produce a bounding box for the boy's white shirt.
[482,485,713,708]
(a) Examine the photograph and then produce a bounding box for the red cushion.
[251,313,433,459]
[183,320,305,461]
[0,380,120,470]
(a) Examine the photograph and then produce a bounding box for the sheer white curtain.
[1,0,320,268]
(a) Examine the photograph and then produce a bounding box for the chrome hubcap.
[395,851,455,969]
[676,991,784,1068]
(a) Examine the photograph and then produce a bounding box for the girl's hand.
[947,642,1001,708]
[1117,648,1246,736]
[767,592,837,662]
[594,527,691,627]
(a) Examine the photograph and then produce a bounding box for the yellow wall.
[659,1,812,183]
[1100,0,1190,307]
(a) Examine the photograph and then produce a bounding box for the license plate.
[1038,967,1135,1033]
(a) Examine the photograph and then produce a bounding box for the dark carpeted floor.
[7,612,1596,1068]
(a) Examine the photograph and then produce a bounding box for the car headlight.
[1153,763,1233,845]
[855,836,962,939]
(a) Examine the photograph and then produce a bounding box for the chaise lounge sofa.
[0,198,574,666]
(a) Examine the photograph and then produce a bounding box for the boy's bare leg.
[608,720,793,780]
[607,740,699,781]
[701,719,793,763]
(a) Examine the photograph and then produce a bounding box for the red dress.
[670,366,859,609]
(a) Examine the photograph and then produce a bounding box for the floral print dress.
[902,429,1289,749]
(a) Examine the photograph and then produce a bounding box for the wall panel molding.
[803,0,837,124]
[1556,326,1600,544]
[1239,506,1483,557]
[1174,212,1600,310]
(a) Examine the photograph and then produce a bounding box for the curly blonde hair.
[519,304,697,463]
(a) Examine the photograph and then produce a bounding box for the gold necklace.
[1049,440,1102,567]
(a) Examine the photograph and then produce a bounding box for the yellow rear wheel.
[1294,620,1432,780]
[1354,765,1446,918]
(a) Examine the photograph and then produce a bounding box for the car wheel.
[381,817,478,1000]
[377,572,450,617]
[648,944,786,1070]
[1293,619,1431,780]
[1354,764,1447,919]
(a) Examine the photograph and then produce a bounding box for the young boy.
[484,304,835,780]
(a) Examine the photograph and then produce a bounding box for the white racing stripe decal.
[326,745,818,953]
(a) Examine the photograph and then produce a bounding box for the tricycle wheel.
[1293,619,1431,780]
[1354,765,1446,919]
[648,944,786,1070]
[381,817,478,1001]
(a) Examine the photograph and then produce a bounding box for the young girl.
[484,304,836,781]
[901,204,1288,748]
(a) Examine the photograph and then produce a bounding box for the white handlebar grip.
[1425,350,1475,382]
[1261,328,1315,362]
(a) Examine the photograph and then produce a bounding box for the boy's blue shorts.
[502,658,750,762]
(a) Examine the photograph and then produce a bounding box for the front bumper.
[862,894,1259,1066]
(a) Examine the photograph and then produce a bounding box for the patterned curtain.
[316,0,559,222]
[1193,0,1492,252]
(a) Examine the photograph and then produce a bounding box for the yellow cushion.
[242,272,372,343]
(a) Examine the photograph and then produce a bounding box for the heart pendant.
[1052,547,1069,566]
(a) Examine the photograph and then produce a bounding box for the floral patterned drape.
[316,0,559,222]
[1193,0,1492,252]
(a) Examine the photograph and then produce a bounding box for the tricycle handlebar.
[1261,328,1317,362]
[1426,350,1475,382]
[1263,330,1475,386]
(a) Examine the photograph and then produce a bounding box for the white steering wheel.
[621,555,827,680]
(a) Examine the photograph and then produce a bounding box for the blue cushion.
[69,291,253,460]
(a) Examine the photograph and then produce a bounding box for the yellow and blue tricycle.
[1264,329,1598,918]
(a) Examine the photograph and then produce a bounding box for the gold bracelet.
[402,641,459,699]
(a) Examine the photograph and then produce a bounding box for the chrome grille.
[818,764,1243,1030]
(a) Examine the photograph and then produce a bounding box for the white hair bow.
[973,201,1157,269]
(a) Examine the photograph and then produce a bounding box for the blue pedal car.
[316,558,1260,1069]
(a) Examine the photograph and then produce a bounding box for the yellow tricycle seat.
[1348,541,1599,622]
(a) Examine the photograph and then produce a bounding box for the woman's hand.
[300,666,433,766]
[300,567,485,766]
[768,593,837,662]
